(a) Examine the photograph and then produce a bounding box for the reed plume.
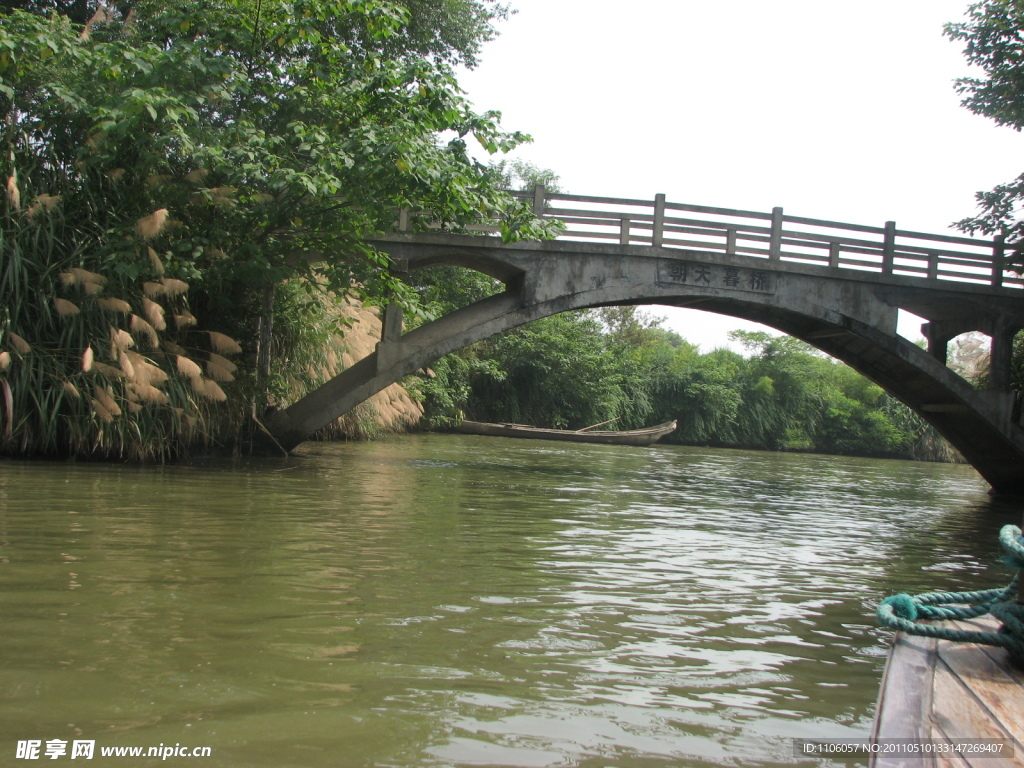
[97,298,132,314]
[109,327,134,352]
[118,350,135,379]
[173,311,197,328]
[25,193,61,218]
[160,277,189,297]
[208,332,242,355]
[6,173,20,210]
[91,362,125,379]
[61,268,107,289]
[175,355,202,378]
[147,247,164,275]
[126,352,167,387]
[135,208,169,239]
[93,385,122,417]
[206,359,235,382]
[128,382,170,405]
[6,332,30,354]
[141,297,166,330]
[129,315,159,350]
[89,398,114,423]
[209,353,238,374]
[201,379,227,401]
[54,298,80,317]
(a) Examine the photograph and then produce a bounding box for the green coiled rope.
[876,524,1024,666]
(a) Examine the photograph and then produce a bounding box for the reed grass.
[0,143,426,460]
[0,185,247,461]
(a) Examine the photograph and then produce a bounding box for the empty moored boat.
[454,420,677,447]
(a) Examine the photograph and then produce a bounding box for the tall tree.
[0,0,553,456]
[945,2,1024,254]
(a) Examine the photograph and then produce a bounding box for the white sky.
[459,0,1021,351]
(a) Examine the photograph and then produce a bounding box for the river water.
[0,436,1020,767]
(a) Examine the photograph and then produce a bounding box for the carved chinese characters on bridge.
[658,259,775,294]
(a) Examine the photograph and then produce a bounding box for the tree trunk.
[256,281,275,384]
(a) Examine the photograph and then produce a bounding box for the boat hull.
[454,420,677,447]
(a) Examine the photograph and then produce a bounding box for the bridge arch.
[266,193,1024,494]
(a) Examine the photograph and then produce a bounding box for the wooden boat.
[454,420,677,447]
[870,614,1024,766]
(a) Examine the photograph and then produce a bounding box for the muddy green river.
[1,436,1020,767]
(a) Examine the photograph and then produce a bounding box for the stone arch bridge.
[265,189,1024,494]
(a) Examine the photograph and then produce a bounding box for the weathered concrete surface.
[266,234,1024,493]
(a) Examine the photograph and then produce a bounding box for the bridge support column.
[990,319,1021,392]
[922,321,954,365]
[381,301,403,343]
[376,302,419,373]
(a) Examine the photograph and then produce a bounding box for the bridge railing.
[397,188,1022,289]
[528,189,1021,289]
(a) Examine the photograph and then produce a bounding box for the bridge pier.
[990,318,1021,393]
[376,302,420,373]
[922,322,955,365]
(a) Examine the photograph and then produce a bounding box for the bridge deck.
[871,615,1024,767]
[398,188,1022,294]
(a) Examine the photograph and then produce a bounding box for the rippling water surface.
[1,436,1020,767]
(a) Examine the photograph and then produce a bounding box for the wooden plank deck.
[872,616,1024,768]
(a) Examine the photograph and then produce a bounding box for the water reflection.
[0,438,1015,767]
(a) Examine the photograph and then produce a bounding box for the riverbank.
[0,298,423,462]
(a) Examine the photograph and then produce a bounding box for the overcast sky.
[458,1,1020,351]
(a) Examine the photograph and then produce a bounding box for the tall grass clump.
[0,195,241,461]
